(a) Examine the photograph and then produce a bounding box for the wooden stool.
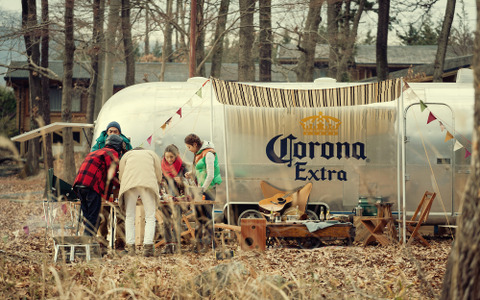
[53,236,101,262]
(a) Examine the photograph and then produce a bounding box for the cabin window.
[49,89,81,112]
[52,131,81,144]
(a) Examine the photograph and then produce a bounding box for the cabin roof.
[3,61,302,84]
[361,55,473,82]
[277,44,463,66]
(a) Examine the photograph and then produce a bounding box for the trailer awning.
[211,77,402,108]
[11,122,94,142]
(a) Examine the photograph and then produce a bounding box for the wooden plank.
[267,223,353,239]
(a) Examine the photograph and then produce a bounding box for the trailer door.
[405,103,454,215]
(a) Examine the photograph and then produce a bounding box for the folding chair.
[44,168,82,236]
[397,191,436,246]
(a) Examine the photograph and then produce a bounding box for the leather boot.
[143,244,155,257]
[125,244,136,256]
[161,243,174,255]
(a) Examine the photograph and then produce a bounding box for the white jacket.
[118,149,163,207]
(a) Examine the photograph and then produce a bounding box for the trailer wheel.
[237,209,264,226]
[305,209,319,220]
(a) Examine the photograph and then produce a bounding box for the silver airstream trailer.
[93,73,474,225]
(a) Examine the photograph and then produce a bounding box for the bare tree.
[121,0,135,86]
[164,0,174,62]
[62,0,76,183]
[295,0,322,82]
[41,0,53,171]
[327,0,341,79]
[440,1,480,298]
[238,0,255,81]
[376,0,390,81]
[210,0,230,78]
[327,0,366,82]
[259,0,272,82]
[144,5,150,56]
[88,0,104,136]
[102,0,121,105]
[195,0,206,77]
[21,0,41,176]
[433,0,456,82]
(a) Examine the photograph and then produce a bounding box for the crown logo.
[300,112,341,136]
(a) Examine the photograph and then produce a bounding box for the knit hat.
[106,121,121,133]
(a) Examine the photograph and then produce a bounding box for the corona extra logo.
[300,112,341,136]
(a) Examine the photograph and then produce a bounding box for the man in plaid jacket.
[73,135,126,237]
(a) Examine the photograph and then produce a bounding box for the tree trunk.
[121,0,135,86]
[440,1,480,298]
[22,0,41,176]
[376,0,390,81]
[195,0,206,77]
[259,0,272,82]
[93,0,105,121]
[335,0,365,82]
[144,6,149,56]
[102,0,121,105]
[433,0,456,82]
[210,0,229,78]
[62,0,76,184]
[88,0,104,150]
[295,0,322,82]
[238,0,255,81]
[327,0,341,79]
[164,0,173,62]
[41,0,53,171]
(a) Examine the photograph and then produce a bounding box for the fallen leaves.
[0,174,453,299]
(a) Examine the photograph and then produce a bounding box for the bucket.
[358,197,377,216]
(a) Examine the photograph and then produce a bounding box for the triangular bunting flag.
[161,123,167,132]
[420,100,427,112]
[187,98,193,107]
[166,117,172,125]
[465,149,471,158]
[444,131,454,142]
[147,135,152,145]
[176,108,182,118]
[427,112,437,124]
[439,122,445,132]
[195,88,202,98]
[454,141,463,151]
[402,81,410,92]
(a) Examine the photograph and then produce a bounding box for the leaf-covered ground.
[0,173,452,299]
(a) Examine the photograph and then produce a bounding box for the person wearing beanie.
[91,121,132,252]
[91,121,133,152]
[73,135,125,252]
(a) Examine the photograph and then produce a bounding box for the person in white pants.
[118,147,163,257]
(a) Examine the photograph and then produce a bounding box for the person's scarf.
[161,156,183,178]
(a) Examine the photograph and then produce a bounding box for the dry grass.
[0,175,451,299]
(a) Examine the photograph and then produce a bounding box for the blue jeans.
[76,188,102,237]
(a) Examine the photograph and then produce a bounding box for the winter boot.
[161,243,175,255]
[143,244,155,257]
[123,244,135,257]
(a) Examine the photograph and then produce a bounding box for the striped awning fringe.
[211,77,402,108]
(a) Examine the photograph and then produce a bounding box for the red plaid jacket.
[73,147,120,197]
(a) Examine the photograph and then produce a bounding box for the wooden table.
[266,222,355,245]
[360,202,398,246]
